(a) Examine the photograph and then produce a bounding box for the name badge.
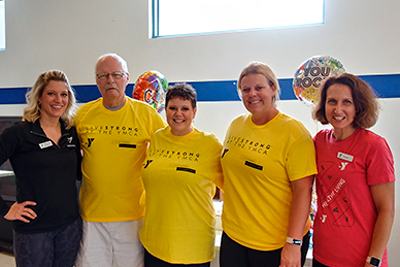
[337,152,354,162]
[39,141,53,149]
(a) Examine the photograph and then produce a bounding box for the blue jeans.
[13,217,82,267]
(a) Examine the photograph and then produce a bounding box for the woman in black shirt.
[0,70,82,267]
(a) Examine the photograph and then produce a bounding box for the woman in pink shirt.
[312,73,395,267]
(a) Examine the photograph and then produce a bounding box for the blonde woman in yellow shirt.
[220,62,317,267]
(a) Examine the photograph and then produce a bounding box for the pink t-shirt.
[313,128,395,267]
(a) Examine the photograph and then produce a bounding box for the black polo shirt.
[0,120,81,233]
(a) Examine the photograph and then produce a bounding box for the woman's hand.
[280,242,301,267]
[280,175,313,267]
[4,201,37,223]
[365,182,395,264]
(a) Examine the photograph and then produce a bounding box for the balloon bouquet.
[132,70,168,113]
[293,55,345,107]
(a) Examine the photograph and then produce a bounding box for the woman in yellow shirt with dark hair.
[140,83,223,267]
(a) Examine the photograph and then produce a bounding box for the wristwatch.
[286,237,302,246]
[366,256,381,267]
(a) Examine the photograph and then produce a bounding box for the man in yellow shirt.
[74,53,166,267]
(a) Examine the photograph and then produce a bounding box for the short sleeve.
[366,136,395,185]
[286,126,318,181]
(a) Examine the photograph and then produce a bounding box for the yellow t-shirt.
[221,112,317,251]
[139,127,223,264]
[75,96,166,222]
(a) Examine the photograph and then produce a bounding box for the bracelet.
[286,237,302,246]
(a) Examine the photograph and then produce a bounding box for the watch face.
[370,257,380,266]
[293,240,302,245]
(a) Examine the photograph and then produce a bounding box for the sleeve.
[0,125,22,216]
[0,125,21,165]
[149,109,167,137]
[286,124,318,181]
[73,103,86,129]
[313,130,324,161]
[222,118,235,148]
[74,100,94,129]
[0,198,8,217]
[366,136,395,185]
[312,131,320,143]
[72,127,82,181]
[209,136,224,190]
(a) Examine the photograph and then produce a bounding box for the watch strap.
[286,237,302,246]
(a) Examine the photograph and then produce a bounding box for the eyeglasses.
[96,72,126,80]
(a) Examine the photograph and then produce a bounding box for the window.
[152,0,324,38]
[0,0,4,51]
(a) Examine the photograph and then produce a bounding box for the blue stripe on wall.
[0,74,399,104]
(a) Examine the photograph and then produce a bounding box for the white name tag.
[39,141,53,149]
[337,152,354,162]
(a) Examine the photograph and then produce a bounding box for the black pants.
[312,258,330,267]
[13,217,82,267]
[220,231,310,267]
[144,249,211,267]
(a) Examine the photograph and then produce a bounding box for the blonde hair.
[238,61,281,106]
[23,70,77,128]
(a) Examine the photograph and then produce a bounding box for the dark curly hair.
[166,83,197,108]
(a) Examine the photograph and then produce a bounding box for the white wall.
[0,0,399,264]
[1,0,399,86]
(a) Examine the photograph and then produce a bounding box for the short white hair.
[95,53,129,73]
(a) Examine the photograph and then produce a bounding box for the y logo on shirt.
[143,160,153,169]
[87,138,95,147]
[66,136,76,148]
[338,162,348,171]
[221,149,229,158]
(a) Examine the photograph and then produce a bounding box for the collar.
[31,119,69,136]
